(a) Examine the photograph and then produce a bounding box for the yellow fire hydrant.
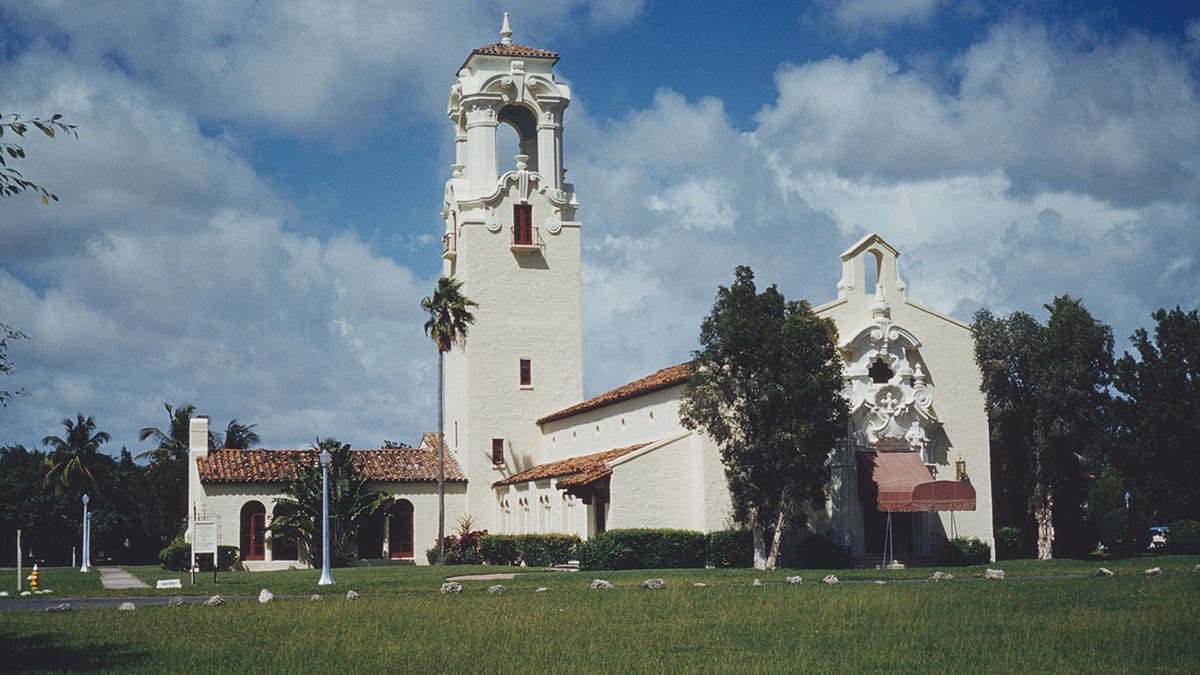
[28,564,40,592]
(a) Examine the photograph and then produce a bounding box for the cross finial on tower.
[500,12,513,45]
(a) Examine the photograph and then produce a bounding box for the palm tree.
[137,402,196,461]
[269,439,391,566]
[421,276,477,565]
[221,419,260,449]
[42,413,110,494]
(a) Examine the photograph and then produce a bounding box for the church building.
[185,17,994,569]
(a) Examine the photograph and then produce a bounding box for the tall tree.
[269,439,392,566]
[421,276,477,566]
[42,413,111,495]
[1,113,77,204]
[136,402,201,551]
[973,296,1113,559]
[136,402,197,461]
[680,266,848,570]
[1112,306,1200,523]
[0,322,28,408]
[221,419,260,449]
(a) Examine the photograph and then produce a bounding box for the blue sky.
[2,1,1199,455]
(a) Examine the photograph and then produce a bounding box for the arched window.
[271,503,299,561]
[240,501,267,561]
[865,249,882,294]
[389,500,415,559]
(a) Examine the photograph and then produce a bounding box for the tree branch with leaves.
[1,113,78,204]
[681,266,848,570]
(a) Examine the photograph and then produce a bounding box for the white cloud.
[2,1,644,133]
[755,22,1200,205]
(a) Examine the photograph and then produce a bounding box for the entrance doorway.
[389,500,414,559]
[240,501,266,561]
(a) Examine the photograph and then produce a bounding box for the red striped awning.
[860,451,976,512]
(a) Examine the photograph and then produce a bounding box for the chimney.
[189,416,210,456]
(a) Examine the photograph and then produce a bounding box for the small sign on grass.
[157,579,183,589]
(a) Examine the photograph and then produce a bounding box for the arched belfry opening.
[499,104,538,172]
[837,233,907,301]
[865,248,882,295]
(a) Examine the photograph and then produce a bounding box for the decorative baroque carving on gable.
[842,288,939,459]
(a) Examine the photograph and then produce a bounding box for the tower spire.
[500,12,513,45]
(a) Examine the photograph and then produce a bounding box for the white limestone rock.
[311,594,323,602]
[985,569,1005,580]
[440,582,463,594]
[590,579,615,590]
[258,589,274,603]
[642,578,666,590]
[205,595,225,606]
[751,578,763,587]
[345,590,360,600]
[927,571,954,582]
[786,576,803,585]
[167,596,185,607]
[0,591,8,597]
[693,582,707,588]
[1097,567,1114,577]
[822,575,839,585]
[1193,564,1200,574]
[1143,566,1163,576]
[535,587,551,593]
[20,591,31,597]
[45,603,71,612]
[874,580,887,585]
[118,602,136,611]
[487,584,506,593]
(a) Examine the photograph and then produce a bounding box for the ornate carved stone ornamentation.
[842,286,940,458]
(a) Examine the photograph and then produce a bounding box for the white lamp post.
[317,448,334,585]
[80,494,91,573]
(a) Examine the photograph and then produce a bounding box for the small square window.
[491,438,505,465]
[519,358,532,387]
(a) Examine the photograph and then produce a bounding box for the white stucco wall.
[607,433,733,532]
[537,385,688,463]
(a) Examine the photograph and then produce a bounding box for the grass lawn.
[2,557,1198,672]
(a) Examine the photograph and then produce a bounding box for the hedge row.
[577,528,852,570]
[477,534,580,567]
[578,529,708,570]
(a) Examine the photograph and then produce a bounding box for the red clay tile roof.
[493,443,650,488]
[472,42,558,59]
[198,447,466,484]
[537,363,692,425]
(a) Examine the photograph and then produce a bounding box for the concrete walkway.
[98,566,149,589]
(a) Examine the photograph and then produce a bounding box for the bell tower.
[440,14,584,529]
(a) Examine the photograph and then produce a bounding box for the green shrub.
[1167,519,1200,554]
[706,529,753,568]
[946,537,991,566]
[577,534,635,571]
[477,534,580,566]
[519,534,579,567]
[478,535,521,566]
[159,537,240,572]
[996,526,1023,560]
[1098,509,1147,557]
[578,529,706,570]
